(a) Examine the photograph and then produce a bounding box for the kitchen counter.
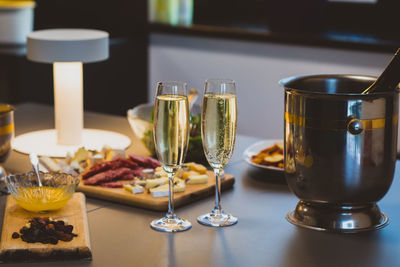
[2,103,400,267]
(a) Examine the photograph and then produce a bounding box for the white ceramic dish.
[243,139,284,172]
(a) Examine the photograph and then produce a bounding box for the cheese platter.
[77,170,235,211]
[38,149,235,211]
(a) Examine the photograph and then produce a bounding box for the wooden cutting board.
[0,193,91,263]
[77,171,235,211]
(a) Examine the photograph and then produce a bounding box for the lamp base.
[12,129,131,157]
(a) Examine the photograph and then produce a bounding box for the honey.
[14,187,72,212]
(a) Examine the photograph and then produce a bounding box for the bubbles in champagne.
[202,93,237,169]
[154,95,189,173]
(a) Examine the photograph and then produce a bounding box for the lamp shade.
[27,29,108,63]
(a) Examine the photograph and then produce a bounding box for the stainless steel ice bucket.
[281,74,399,233]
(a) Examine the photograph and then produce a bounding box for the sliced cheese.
[174,181,186,192]
[70,160,85,173]
[173,178,185,184]
[187,174,208,184]
[135,179,147,187]
[145,177,168,189]
[91,154,104,165]
[155,168,185,179]
[185,162,207,174]
[39,156,61,172]
[175,168,184,178]
[150,182,186,198]
[124,184,144,194]
[105,151,115,162]
[183,170,199,180]
[142,169,154,179]
[38,163,48,173]
[154,168,168,178]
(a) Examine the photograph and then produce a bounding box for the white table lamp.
[12,29,131,157]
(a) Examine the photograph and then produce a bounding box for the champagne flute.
[197,79,238,227]
[150,81,192,232]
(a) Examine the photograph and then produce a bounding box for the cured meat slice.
[99,181,124,188]
[127,155,147,166]
[82,158,139,179]
[81,161,114,179]
[119,168,143,180]
[115,157,139,169]
[84,168,133,185]
[119,174,136,181]
[145,157,161,168]
[128,168,144,177]
[128,155,161,169]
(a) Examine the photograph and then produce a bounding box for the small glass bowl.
[5,172,80,213]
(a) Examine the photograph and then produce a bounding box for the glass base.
[150,215,192,232]
[197,209,238,227]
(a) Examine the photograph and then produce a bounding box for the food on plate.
[251,142,284,168]
[182,170,199,180]
[99,181,125,188]
[80,152,209,197]
[128,154,161,169]
[82,158,140,179]
[12,217,77,245]
[119,162,209,197]
[144,177,168,189]
[39,156,62,173]
[82,155,161,188]
[186,174,209,184]
[39,146,125,176]
[149,179,186,197]
[124,184,144,194]
[184,162,207,174]
[84,168,138,186]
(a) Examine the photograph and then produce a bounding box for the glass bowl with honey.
[5,172,79,213]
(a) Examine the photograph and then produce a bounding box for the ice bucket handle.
[347,117,364,135]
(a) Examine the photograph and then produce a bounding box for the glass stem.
[213,168,222,213]
[167,172,175,219]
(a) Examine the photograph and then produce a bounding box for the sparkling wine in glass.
[197,78,238,227]
[150,81,192,232]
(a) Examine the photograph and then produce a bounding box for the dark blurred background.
[1,0,399,115]
[194,0,400,36]
[1,0,148,115]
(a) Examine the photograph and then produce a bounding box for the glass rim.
[205,78,235,84]
[156,81,187,87]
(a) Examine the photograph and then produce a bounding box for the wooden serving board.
[0,193,91,263]
[77,171,235,211]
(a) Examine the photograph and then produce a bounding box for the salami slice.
[99,181,124,188]
[128,155,161,169]
[84,168,133,185]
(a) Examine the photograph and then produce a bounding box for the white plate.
[243,139,284,172]
[12,129,131,158]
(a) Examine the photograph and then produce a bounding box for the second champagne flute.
[150,81,192,232]
[197,78,238,227]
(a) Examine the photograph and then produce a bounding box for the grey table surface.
[1,103,400,267]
